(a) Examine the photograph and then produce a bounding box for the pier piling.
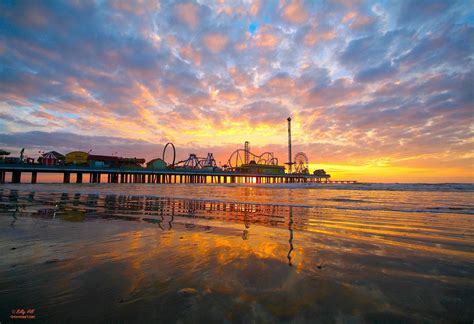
[12,171,21,183]
[63,172,70,183]
[31,172,37,184]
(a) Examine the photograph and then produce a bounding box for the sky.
[0,0,473,182]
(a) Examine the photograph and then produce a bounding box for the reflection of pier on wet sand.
[0,164,356,184]
[4,190,307,230]
[2,190,303,267]
[1,188,473,322]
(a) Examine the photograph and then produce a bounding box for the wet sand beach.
[0,183,473,322]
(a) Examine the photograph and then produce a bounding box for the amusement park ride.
[162,143,218,170]
[158,116,323,177]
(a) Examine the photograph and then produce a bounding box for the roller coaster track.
[227,149,279,168]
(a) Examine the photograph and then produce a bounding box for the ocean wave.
[252,182,474,192]
[1,188,473,216]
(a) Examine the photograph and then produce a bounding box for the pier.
[0,117,359,185]
[0,164,356,185]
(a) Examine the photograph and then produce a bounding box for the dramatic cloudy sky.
[0,0,472,182]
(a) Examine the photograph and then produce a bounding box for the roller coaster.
[226,149,279,169]
[175,153,218,170]
[162,143,219,170]
[161,140,313,175]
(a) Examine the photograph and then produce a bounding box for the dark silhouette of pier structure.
[0,117,358,185]
[0,164,356,184]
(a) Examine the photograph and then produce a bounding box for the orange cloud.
[342,11,375,29]
[283,0,309,24]
[203,34,228,53]
[255,33,279,48]
[133,83,159,109]
[111,0,153,16]
[215,4,245,16]
[180,44,201,66]
[250,1,260,15]
[252,25,280,48]
[228,67,251,87]
[303,30,336,45]
[175,3,199,29]
[166,34,177,46]
[342,11,357,24]
[216,89,241,102]
[31,111,60,121]
[263,74,295,96]
[234,41,247,51]
[350,15,376,29]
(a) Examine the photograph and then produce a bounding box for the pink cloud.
[111,0,154,16]
[341,11,376,29]
[216,89,241,102]
[254,33,279,48]
[250,1,260,16]
[31,111,60,121]
[180,43,201,66]
[203,34,228,53]
[350,15,376,29]
[175,3,199,29]
[303,29,336,45]
[282,0,309,24]
[342,11,357,24]
[253,25,280,48]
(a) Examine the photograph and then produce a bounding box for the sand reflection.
[0,189,473,322]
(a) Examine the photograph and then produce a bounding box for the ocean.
[1,183,473,322]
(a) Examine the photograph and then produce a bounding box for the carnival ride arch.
[162,142,176,166]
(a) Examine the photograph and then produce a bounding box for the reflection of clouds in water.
[0,188,473,322]
[36,192,304,230]
[1,189,303,268]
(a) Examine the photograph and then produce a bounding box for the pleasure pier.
[0,164,356,184]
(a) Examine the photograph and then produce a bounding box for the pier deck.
[0,164,356,184]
